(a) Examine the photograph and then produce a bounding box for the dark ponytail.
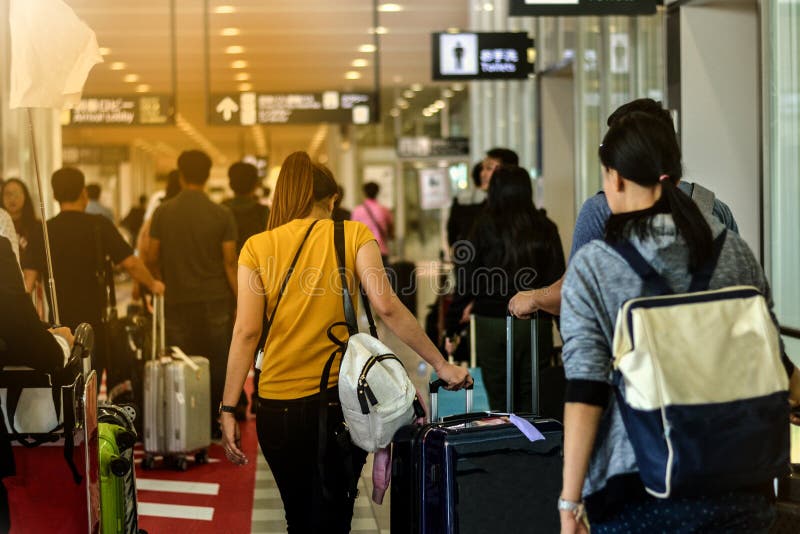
[600,111,712,271]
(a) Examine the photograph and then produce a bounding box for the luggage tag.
[474,412,546,442]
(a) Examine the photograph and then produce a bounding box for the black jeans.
[165,297,234,429]
[257,390,367,533]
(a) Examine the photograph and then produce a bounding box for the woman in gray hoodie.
[558,110,800,533]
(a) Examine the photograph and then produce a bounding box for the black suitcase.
[391,315,564,533]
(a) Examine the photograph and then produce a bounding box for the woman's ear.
[611,169,625,193]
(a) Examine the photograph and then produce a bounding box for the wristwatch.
[218,403,237,416]
[557,497,585,521]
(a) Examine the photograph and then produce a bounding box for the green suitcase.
[99,404,143,534]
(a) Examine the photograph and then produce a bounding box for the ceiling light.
[214,5,236,14]
[390,108,400,117]
[483,2,495,11]
[225,45,245,54]
[423,109,433,117]
[403,89,415,99]
[123,74,140,83]
[231,60,248,69]
[135,84,151,93]
[434,100,446,109]
[411,83,423,92]
[109,62,126,70]
[370,26,389,35]
[98,47,111,56]
[447,27,461,34]
[378,3,404,12]
[398,101,409,109]
[345,71,362,80]
[452,83,465,91]
[235,72,250,81]
[220,27,240,36]
[238,83,253,91]
[443,89,454,98]
[352,59,369,68]
[358,44,377,53]
[396,98,408,107]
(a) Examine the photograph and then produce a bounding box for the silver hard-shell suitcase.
[142,295,210,470]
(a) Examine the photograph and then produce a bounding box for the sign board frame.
[208,92,377,126]
[508,0,657,17]
[432,32,534,81]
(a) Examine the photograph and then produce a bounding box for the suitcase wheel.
[175,456,189,471]
[110,456,131,477]
[141,454,155,470]
[194,450,209,465]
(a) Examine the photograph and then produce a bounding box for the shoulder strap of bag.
[612,230,728,295]
[690,183,715,218]
[333,220,378,338]
[259,219,320,342]
[361,202,387,242]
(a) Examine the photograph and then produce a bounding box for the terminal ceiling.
[61,0,468,173]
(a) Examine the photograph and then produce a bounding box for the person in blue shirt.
[508,99,739,319]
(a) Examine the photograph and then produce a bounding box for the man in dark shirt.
[120,194,147,247]
[148,150,238,437]
[47,167,164,382]
[0,235,72,532]
[222,161,269,253]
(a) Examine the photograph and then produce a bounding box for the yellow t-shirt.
[239,218,376,400]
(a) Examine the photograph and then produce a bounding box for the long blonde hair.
[267,151,337,230]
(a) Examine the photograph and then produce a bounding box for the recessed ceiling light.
[214,5,235,14]
[220,27,240,36]
[225,45,245,54]
[351,59,369,68]
[411,83,423,91]
[378,3,403,12]
[110,62,126,70]
[231,60,248,69]
[434,100,446,109]
[452,83,465,91]
[98,47,111,56]
[483,2,494,11]
[235,72,250,81]
[443,89,454,98]
[447,27,461,34]
[345,71,362,80]
[358,44,377,53]
[396,98,408,107]
[238,83,253,91]
[390,108,400,117]
[123,74,140,83]
[135,84,151,93]
[403,90,415,99]
[423,109,433,117]
[398,101,409,109]
[369,26,389,35]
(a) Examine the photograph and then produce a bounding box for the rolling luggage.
[142,295,210,470]
[98,403,144,534]
[391,315,563,534]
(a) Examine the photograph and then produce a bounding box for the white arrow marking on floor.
[136,479,220,495]
[138,502,214,521]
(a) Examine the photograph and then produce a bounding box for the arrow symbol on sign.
[216,97,239,121]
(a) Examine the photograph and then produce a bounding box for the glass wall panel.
[767,2,800,343]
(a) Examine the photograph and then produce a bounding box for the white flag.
[9,0,103,110]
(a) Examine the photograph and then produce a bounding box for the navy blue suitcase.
[391,316,564,533]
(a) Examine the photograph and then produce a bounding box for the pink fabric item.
[351,199,393,255]
[371,389,428,504]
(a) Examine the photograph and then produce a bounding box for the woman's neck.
[302,205,331,221]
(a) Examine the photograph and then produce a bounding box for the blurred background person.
[352,181,394,265]
[120,194,147,247]
[446,165,565,413]
[223,161,269,254]
[85,183,114,222]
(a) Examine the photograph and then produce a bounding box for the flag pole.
[26,108,60,326]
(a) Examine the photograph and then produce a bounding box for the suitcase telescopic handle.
[506,312,539,415]
[151,294,165,360]
[429,379,473,422]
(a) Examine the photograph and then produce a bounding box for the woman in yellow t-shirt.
[220,151,471,532]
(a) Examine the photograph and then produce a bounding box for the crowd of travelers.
[0,98,798,533]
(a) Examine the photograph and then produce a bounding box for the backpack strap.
[610,241,674,295]
[690,183,715,218]
[333,220,378,338]
[688,231,728,292]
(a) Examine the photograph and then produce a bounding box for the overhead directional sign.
[432,33,533,81]
[508,0,657,17]
[397,137,470,159]
[208,92,375,125]
[62,95,175,126]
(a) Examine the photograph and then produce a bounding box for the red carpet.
[135,418,258,534]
